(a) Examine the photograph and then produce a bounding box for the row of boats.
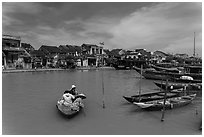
[123,64,202,111]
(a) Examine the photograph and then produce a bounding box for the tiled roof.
[110,49,122,57]
[21,43,35,49]
[59,45,82,53]
[30,50,46,58]
[81,43,99,52]
[154,50,168,56]
[39,45,63,54]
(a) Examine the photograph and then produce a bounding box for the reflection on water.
[2,70,202,135]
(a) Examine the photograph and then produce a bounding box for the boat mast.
[193,32,196,57]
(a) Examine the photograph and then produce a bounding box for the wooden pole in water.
[161,79,168,122]
[139,64,143,102]
[193,32,196,57]
[102,62,105,109]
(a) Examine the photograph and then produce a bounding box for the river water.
[2,69,202,135]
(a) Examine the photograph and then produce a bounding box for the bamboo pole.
[102,67,105,109]
[139,64,143,102]
[161,79,168,122]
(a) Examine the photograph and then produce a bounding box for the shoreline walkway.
[2,66,114,73]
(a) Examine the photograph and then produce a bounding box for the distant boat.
[151,64,180,73]
[133,93,196,111]
[171,77,202,83]
[133,66,202,81]
[154,81,185,90]
[56,93,86,117]
[154,81,202,91]
[123,91,179,103]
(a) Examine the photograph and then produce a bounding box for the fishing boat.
[123,91,179,103]
[133,93,196,111]
[154,81,185,90]
[170,77,202,83]
[56,93,86,117]
[151,64,181,73]
[133,66,202,81]
[154,81,202,91]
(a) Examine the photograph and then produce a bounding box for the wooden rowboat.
[154,81,202,91]
[123,91,179,103]
[133,93,196,111]
[56,93,86,117]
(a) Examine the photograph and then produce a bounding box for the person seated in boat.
[68,85,85,107]
[62,85,84,109]
[64,85,78,96]
[63,90,75,105]
[70,85,78,95]
[63,85,80,103]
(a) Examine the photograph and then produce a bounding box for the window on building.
[96,49,99,54]
[92,48,95,54]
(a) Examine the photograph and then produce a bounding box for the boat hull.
[123,91,179,103]
[56,94,86,117]
[133,66,202,81]
[154,82,184,90]
[154,81,202,91]
[56,103,81,116]
[134,94,196,111]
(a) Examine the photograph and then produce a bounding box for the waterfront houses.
[81,44,104,67]
[2,35,32,69]
[151,50,169,63]
[2,34,202,71]
[29,50,47,68]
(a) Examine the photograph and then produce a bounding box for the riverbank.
[2,66,115,73]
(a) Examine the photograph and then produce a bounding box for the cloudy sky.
[2,2,202,56]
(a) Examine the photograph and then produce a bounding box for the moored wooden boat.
[133,66,202,81]
[123,91,179,103]
[133,93,196,111]
[170,77,202,83]
[56,93,86,117]
[151,64,180,73]
[154,81,202,91]
[154,81,185,90]
[142,72,171,80]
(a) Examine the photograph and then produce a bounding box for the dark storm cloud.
[2,2,202,56]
